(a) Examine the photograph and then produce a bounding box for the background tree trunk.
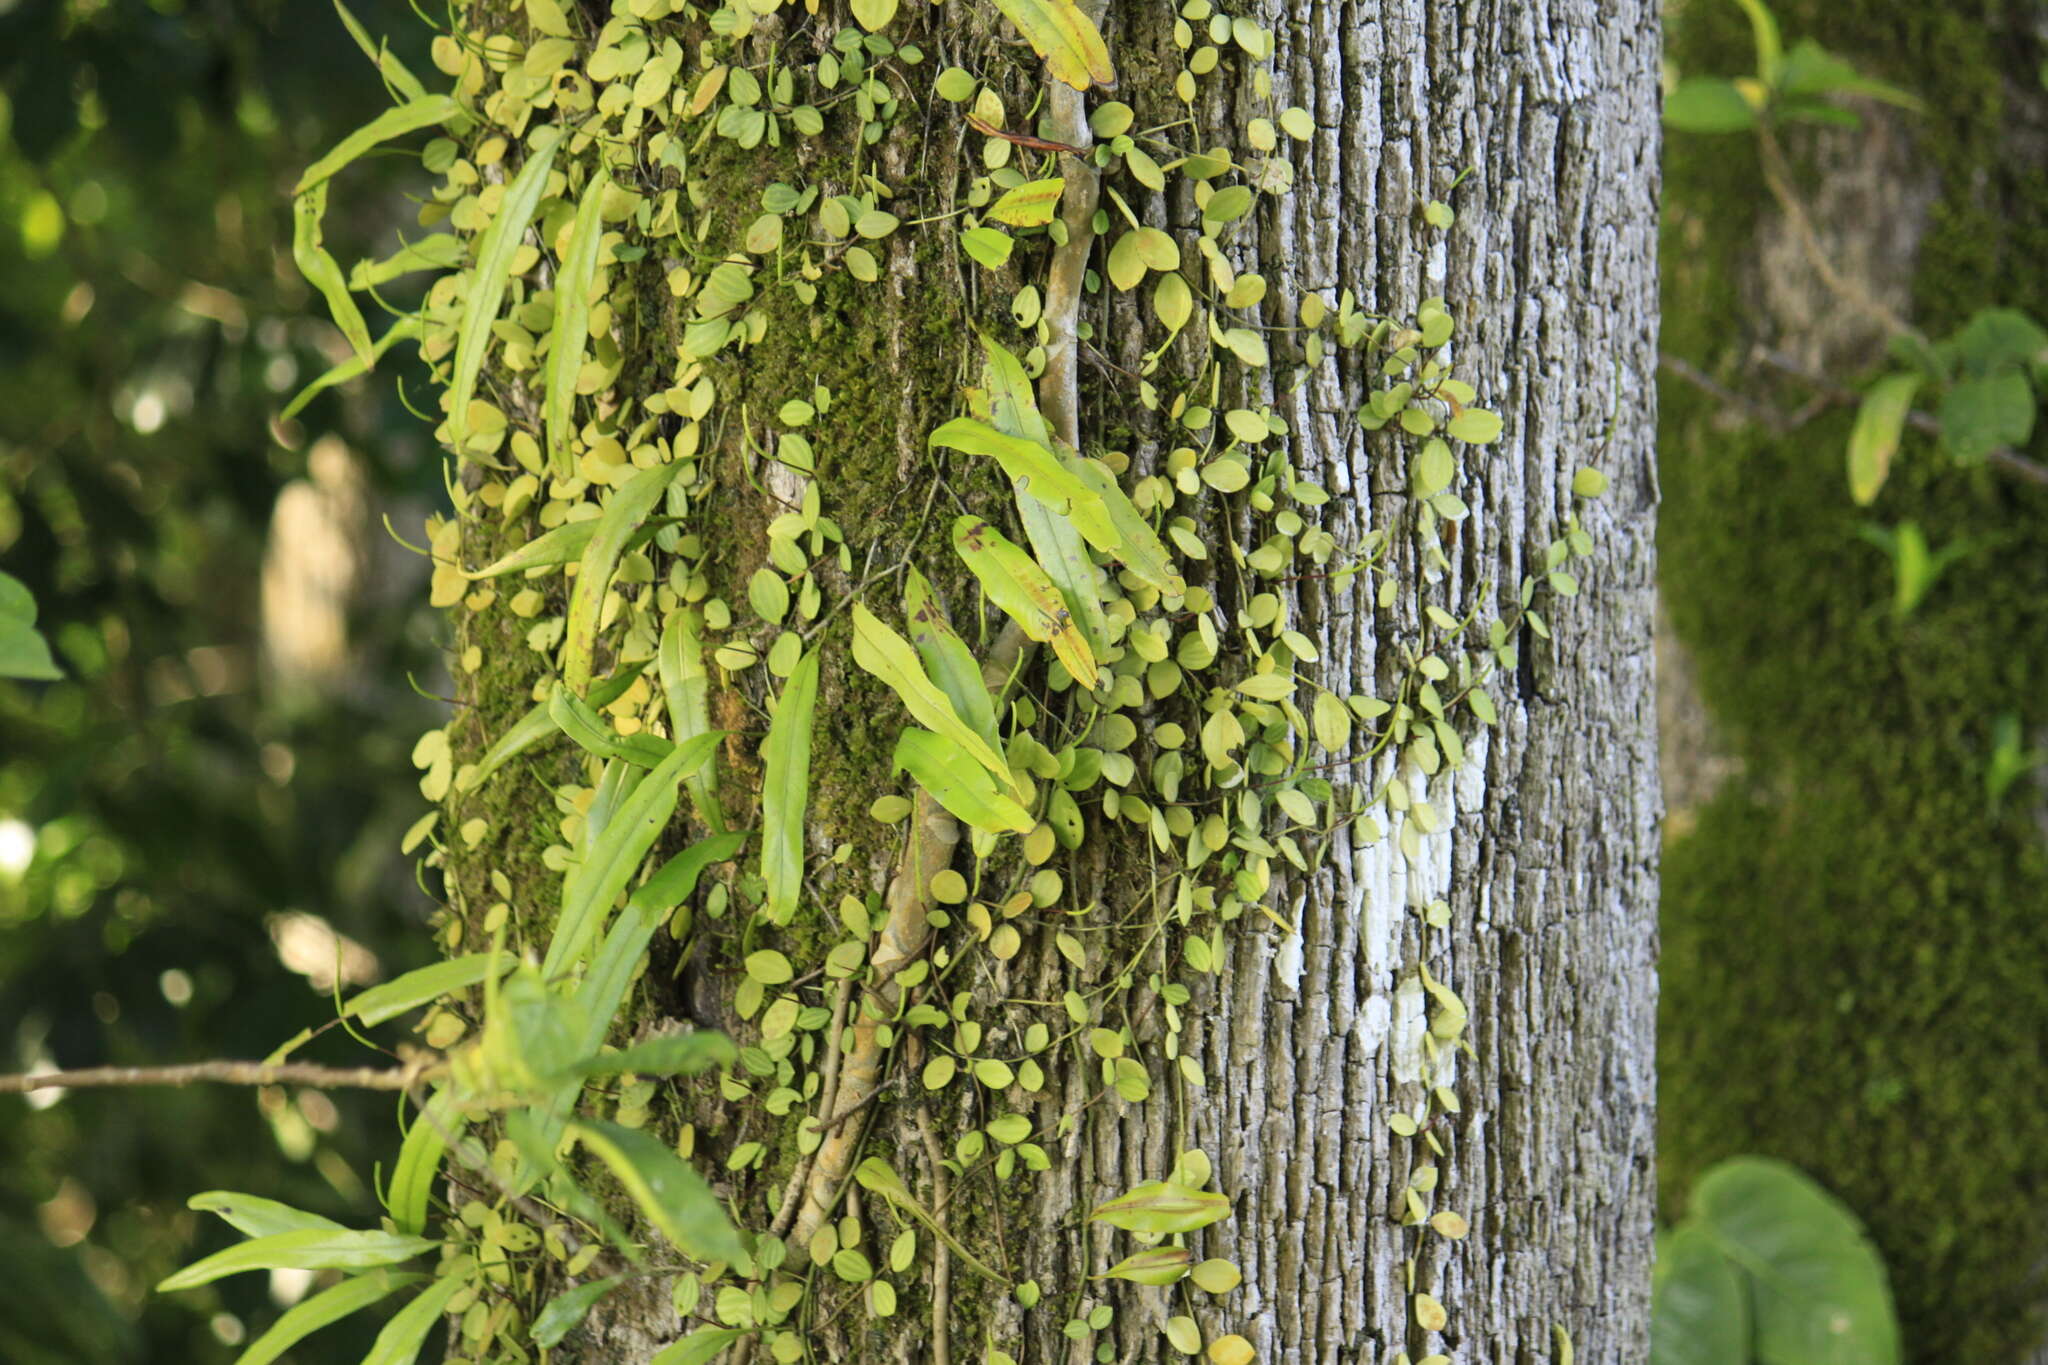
[443,1,1660,1361]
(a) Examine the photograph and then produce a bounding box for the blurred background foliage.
[1658,0,2048,1358]
[0,0,450,1359]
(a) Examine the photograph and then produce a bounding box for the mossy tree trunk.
[435,1,1658,1361]
[1659,3,2048,1359]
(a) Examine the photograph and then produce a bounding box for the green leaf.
[1088,1180,1230,1235]
[333,0,430,103]
[158,1229,437,1292]
[459,700,558,792]
[1101,1247,1191,1285]
[461,515,657,580]
[348,234,465,290]
[1446,408,1503,444]
[988,0,1117,91]
[577,1031,736,1078]
[1064,456,1185,595]
[358,1271,469,1365]
[386,1088,464,1236]
[929,418,1109,540]
[562,458,690,693]
[545,167,610,479]
[0,571,34,626]
[850,0,898,31]
[659,612,726,831]
[0,616,61,680]
[628,829,749,918]
[893,728,1034,834]
[1777,39,1922,111]
[280,315,422,421]
[960,227,1014,269]
[266,954,512,1063]
[760,648,819,926]
[291,184,375,368]
[902,567,1002,756]
[1946,307,2048,378]
[189,1192,345,1240]
[450,125,563,451]
[1692,1157,1900,1365]
[652,1327,751,1365]
[1938,369,2034,462]
[230,1268,423,1365]
[294,95,460,197]
[531,1275,628,1348]
[548,681,683,768]
[1650,1223,1748,1365]
[545,739,703,977]
[570,1120,746,1263]
[852,1157,1008,1284]
[1846,373,1917,504]
[952,516,1096,685]
[986,178,1065,227]
[851,602,1016,790]
[1662,77,1757,133]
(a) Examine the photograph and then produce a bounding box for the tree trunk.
[435,1,1659,1361]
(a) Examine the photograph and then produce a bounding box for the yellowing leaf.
[545,167,610,479]
[975,333,1110,665]
[1848,373,1917,505]
[1207,1335,1256,1365]
[760,648,819,925]
[952,516,1096,686]
[1102,1247,1191,1285]
[1089,1180,1230,1235]
[990,0,1116,91]
[987,177,1066,227]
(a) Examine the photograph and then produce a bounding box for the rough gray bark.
[493,1,1664,1360]
[1123,2,1664,1360]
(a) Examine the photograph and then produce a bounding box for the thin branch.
[0,1058,440,1095]
[1660,349,2048,489]
[1754,125,1914,343]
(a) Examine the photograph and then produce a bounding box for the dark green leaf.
[531,1276,628,1348]
[1939,369,2033,462]
[1693,1157,1900,1365]
[569,1120,745,1263]
[230,1269,423,1365]
[1650,1223,1749,1365]
[760,648,818,926]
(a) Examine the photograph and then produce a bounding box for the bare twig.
[1754,125,1914,343]
[0,1058,440,1095]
